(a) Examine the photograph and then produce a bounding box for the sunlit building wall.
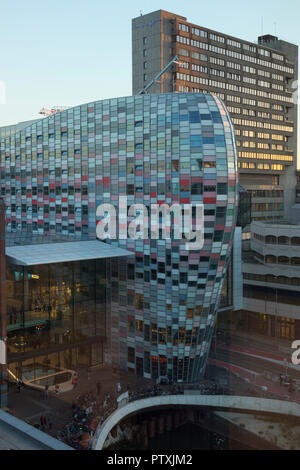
[0,93,238,381]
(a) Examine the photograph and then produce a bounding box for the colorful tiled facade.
[0,93,238,381]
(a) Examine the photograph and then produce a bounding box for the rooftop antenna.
[140,10,142,16]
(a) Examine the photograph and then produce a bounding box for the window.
[227,39,241,48]
[128,347,135,363]
[191,183,202,195]
[179,23,189,32]
[217,183,227,194]
[278,236,289,245]
[192,27,207,38]
[272,52,284,61]
[278,256,289,264]
[127,184,134,195]
[210,33,225,43]
[178,48,189,57]
[204,185,216,192]
[243,43,256,53]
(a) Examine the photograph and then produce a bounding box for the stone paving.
[6,364,154,446]
[4,330,300,449]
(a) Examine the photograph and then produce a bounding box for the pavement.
[3,329,300,449]
[216,329,293,357]
[5,364,154,448]
[209,329,300,403]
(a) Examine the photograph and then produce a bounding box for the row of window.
[249,189,284,198]
[178,26,285,62]
[227,106,286,123]
[253,234,300,245]
[263,255,300,265]
[243,273,300,287]
[175,73,293,102]
[252,202,284,211]
[232,118,293,133]
[236,131,285,141]
[236,141,284,151]
[177,76,293,103]
[180,55,285,83]
[238,151,292,161]
[244,284,300,306]
[176,35,292,73]
[238,162,283,171]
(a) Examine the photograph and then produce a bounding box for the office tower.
[132,10,298,223]
[0,92,238,381]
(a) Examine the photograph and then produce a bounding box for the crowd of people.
[126,380,234,402]
[56,388,121,449]
[54,373,293,449]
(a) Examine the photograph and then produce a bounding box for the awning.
[6,240,133,266]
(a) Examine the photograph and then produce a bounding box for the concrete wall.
[0,410,73,450]
[92,394,300,450]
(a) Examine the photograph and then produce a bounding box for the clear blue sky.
[0,0,299,161]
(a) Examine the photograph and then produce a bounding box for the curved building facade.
[0,93,238,382]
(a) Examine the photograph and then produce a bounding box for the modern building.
[0,119,42,139]
[239,221,300,340]
[4,236,132,399]
[0,92,238,382]
[132,10,298,223]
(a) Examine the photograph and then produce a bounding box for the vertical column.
[267,315,272,337]
[0,199,7,408]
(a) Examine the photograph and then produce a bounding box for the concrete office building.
[240,221,300,341]
[132,10,298,223]
[0,92,238,382]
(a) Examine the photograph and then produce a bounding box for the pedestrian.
[40,415,47,430]
[48,415,53,430]
[44,384,49,399]
[96,382,102,396]
[72,373,78,388]
[279,374,282,386]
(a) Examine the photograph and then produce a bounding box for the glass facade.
[1,93,238,382]
[6,259,107,379]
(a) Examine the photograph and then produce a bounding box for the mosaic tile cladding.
[0,93,238,381]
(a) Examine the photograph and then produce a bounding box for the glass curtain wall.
[6,259,107,378]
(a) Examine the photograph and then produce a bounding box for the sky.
[0,0,299,161]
